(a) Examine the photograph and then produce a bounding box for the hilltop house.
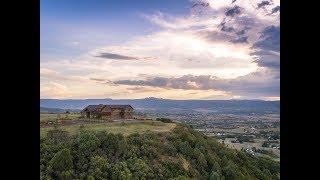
[81,104,134,120]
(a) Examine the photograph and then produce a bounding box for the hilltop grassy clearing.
[40,120,176,137]
[40,113,81,123]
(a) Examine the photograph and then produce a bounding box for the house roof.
[106,105,133,109]
[82,104,133,113]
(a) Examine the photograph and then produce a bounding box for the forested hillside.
[40,124,279,180]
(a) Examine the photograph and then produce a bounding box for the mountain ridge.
[40,98,279,115]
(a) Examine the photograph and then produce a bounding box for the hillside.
[40,98,280,115]
[40,122,280,180]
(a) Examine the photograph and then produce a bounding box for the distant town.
[139,110,280,162]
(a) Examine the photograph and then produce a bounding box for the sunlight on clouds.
[41,82,72,99]
[40,0,279,99]
[89,30,257,79]
[41,81,233,100]
[264,96,280,101]
[143,11,220,30]
[207,0,229,10]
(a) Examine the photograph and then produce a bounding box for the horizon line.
[40,97,280,101]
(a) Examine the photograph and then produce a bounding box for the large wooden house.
[81,104,133,120]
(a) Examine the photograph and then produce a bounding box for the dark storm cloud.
[115,77,171,88]
[95,53,139,60]
[225,6,241,17]
[257,1,270,8]
[221,25,235,32]
[95,53,157,61]
[231,36,248,43]
[113,70,280,97]
[271,6,280,14]
[255,56,279,69]
[90,78,106,82]
[219,21,235,32]
[251,26,280,69]
[115,75,222,90]
[253,26,280,52]
[191,1,209,8]
[235,27,250,35]
[235,29,246,36]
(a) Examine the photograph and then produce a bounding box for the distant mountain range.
[40,107,81,113]
[40,98,279,115]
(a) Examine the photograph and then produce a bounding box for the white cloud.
[40,0,279,99]
[41,82,71,99]
[72,41,80,45]
[89,30,257,79]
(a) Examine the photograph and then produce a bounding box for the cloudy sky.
[41,0,280,100]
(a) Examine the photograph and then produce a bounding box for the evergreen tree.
[47,149,73,179]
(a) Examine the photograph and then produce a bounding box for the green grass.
[40,120,176,137]
[40,113,81,122]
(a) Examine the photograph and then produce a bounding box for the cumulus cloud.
[231,36,248,44]
[251,25,280,69]
[40,82,72,99]
[271,6,280,14]
[253,25,280,52]
[220,22,235,32]
[112,67,279,98]
[257,1,271,9]
[225,6,242,17]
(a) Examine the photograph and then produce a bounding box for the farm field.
[40,120,176,137]
[210,126,279,134]
[222,138,265,149]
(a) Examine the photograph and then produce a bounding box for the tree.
[40,124,280,180]
[110,162,132,180]
[47,149,73,179]
[171,175,189,180]
[98,132,127,161]
[73,131,101,176]
[160,158,186,179]
[223,161,241,180]
[86,175,95,180]
[194,148,208,170]
[88,155,109,179]
[75,131,100,156]
[127,157,154,179]
[59,170,73,180]
[209,171,221,180]
[178,141,193,157]
[156,118,173,123]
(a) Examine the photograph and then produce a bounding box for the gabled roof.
[82,104,133,113]
[106,105,133,109]
[85,104,104,111]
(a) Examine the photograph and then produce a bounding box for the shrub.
[156,118,173,123]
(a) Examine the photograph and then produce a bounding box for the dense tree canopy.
[41,124,280,180]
